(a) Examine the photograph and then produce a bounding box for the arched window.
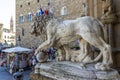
[27,12,32,21]
[19,14,24,23]
[61,6,67,15]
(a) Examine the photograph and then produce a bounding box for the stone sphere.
[36,51,48,63]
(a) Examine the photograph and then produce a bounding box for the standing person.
[29,58,32,68]
[32,56,37,71]
[46,48,51,61]
[55,49,58,61]
[10,59,15,74]
[1,52,3,59]
[3,60,7,70]
[48,48,53,61]
[32,59,36,66]
[50,47,53,60]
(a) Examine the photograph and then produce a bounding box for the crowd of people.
[0,47,58,73]
[46,47,57,61]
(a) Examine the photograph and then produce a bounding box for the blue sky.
[0,0,15,29]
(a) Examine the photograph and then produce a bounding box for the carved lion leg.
[76,39,89,62]
[56,47,66,61]
[100,38,113,65]
[63,45,71,61]
[35,39,54,55]
[80,33,113,70]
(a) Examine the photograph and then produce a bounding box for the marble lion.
[31,15,113,70]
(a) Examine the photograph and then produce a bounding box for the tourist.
[10,59,15,74]
[32,57,37,67]
[3,60,7,69]
[29,58,32,67]
[32,57,37,71]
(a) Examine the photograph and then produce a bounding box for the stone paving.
[0,67,13,80]
[0,66,31,80]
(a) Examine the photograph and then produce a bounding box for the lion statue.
[31,14,113,70]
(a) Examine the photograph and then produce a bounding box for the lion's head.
[30,19,42,37]
[30,14,53,37]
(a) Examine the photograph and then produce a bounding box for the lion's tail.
[96,19,107,42]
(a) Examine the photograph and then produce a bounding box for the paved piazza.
[0,67,31,80]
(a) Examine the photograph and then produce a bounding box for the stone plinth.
[30,61,120,80]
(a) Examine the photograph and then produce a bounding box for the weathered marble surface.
[31,16,113,71]
[31,61,120,80]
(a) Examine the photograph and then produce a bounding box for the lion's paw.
[95,63,111,71]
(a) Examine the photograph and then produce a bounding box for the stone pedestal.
[30,61,120,80]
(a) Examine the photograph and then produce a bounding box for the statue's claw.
[34,49,39,55]
[95,63,111,71]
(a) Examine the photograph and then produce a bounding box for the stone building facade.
[0,17,16,47]
[16,0,120,69]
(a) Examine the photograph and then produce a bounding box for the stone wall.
[16,0,42,48]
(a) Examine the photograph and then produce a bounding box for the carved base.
[30,61,120,80]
